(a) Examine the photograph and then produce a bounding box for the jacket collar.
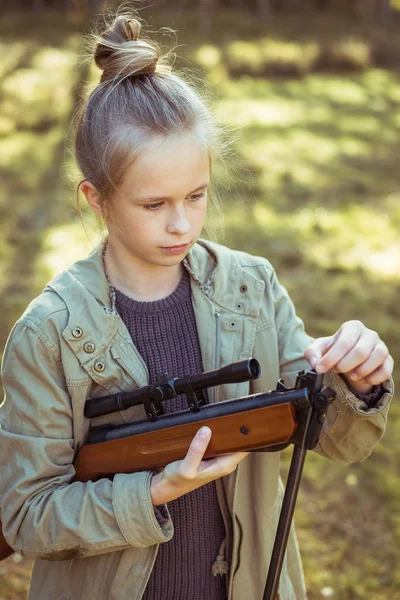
[46,237,265,318]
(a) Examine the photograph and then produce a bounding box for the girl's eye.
[190,192,205,201]
[143,202,163,211]
[142,192,205,211]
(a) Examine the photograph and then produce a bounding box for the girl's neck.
[102,239,184,302]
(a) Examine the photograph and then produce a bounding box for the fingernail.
[198,427,211,439]
[348,372,359,381]
[310,358,317,370]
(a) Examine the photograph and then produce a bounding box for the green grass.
[0,6,399,600]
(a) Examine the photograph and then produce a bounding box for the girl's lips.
[160,243,190,254]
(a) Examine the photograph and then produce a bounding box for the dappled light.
[38,222,101,280]
[0,46,77,130]
[0,5,399,600]
[225,201,400,280]
[194,44,222,70]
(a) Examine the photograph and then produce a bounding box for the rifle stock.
[74,400,298,482]
[0,361,321,563]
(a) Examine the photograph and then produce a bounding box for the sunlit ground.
[0,7,399,600]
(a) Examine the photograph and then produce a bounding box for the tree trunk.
[199,0,214,35]
[257,0,272,22]
[33,0,47,11]
[375,0,392,26]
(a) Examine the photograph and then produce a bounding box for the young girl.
[0,13,394,600]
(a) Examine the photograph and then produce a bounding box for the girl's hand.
[304,320,393,395]
[150,426,249,506]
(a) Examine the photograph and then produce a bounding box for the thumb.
[181,427,212,477]
[304,335,335,370]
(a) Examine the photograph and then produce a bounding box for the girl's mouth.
[160,243,190,255]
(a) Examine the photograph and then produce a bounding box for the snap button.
[71,327,83,339]
[229,321,236,329]
[236,303,243,311]
[94,360,106,373]
[240,285,247,293]
[83,342,96,354]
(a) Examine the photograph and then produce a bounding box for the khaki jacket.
[0,240,393,600]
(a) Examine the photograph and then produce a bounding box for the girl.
[0,12,394,600]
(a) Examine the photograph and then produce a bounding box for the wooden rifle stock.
[0,361,328,568]
[74,395,300,482]
[0,394,300,560]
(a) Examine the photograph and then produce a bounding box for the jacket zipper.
[212,312,221,404]
[213,311,243,600]
[213,311,233,594]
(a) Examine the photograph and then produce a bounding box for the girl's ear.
[80,181,103,216]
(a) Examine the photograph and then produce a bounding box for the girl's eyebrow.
[134,182,209,203]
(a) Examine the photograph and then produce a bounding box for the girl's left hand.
[304,320,393,395]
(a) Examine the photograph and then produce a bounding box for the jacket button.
[71,327,83,339]
[240,284,247,293]
[94,360,106,373]
[84,342,96,354]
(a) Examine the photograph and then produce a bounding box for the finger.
[198,451,249,477]
[304,336,335,370]
[361,355,394,386]
[345,341,389,381]
[179,427,212,479]
[332,330,379,374]
[315,323,363,373]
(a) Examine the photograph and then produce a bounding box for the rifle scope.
[85,358,261,419]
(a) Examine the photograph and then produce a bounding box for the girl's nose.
[166,209,191,235]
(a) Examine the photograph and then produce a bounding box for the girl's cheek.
[191,202,207,217]
[138,221,154,233]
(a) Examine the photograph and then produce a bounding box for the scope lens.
[249,358,261,378]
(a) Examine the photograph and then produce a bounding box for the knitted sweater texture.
[115,268,227,600]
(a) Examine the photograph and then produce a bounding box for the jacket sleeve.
[269,265,394,465]
[0,321,173,560]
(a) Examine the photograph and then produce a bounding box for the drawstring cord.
[211,538,228,576]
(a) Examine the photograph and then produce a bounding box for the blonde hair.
[70,9,235,241]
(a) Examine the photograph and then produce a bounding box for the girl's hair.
[70,9,235,241]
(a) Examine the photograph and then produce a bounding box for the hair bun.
[94,16,159,83]
[123,18,141,42]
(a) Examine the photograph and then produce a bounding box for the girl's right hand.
[150,426,249,505]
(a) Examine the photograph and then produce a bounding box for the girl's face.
[106,133,210,270]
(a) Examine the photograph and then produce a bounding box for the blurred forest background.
[0,0,399,599]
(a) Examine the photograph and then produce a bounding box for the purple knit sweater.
[114,269,227,600]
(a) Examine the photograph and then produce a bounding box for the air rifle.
[0,358,335,600]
